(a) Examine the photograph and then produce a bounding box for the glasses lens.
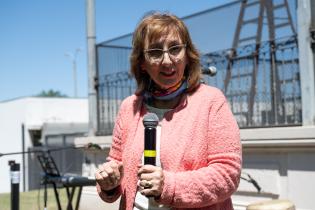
[145,44,186,62]
[168,45,184,56]
[147,49,163,60]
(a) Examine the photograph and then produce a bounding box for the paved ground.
[79,187,120,210]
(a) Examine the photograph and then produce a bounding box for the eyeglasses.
[144,44,186,63]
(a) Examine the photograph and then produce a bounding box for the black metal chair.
[37,150,96,210]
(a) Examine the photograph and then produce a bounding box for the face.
[141,32,188,90]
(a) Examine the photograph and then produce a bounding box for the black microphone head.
[143,113,159,127]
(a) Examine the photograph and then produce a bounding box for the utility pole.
[86,0,98,136]
[298,0,315,125]
[65,48,81,98]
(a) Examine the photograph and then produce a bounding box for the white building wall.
[0,99,26,193]
[231,126,315,210]
[0,97,88,193]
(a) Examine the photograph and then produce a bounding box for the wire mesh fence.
[97,69,135,135]
[95,0,301,135]
[202,36,301,127]
[96,36,301,135]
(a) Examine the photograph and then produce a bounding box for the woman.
[95,12,242,210]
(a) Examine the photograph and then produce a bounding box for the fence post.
[8,160,20,210]
[298,0,315,125]
[86,0,98,136]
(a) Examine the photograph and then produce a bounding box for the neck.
[143,78,188,107]
[154,78,183,93]
[149,79,187,100]
[151,94,183,109]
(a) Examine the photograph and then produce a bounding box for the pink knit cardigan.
[97,84,242,210]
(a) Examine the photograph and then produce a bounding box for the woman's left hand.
[137,164,164,198]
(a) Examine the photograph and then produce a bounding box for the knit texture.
[97,84,242,210]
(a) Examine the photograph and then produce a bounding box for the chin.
[155,77,182,90]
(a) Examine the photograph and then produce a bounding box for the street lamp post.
[65,48,81,97]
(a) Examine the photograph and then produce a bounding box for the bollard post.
[8,160,20,210]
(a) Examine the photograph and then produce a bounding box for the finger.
[102,162,115,174]
[141,184,162,198]
[95,171,112,190]
[110,161,122,180]
[95,168,103,176]
[137,169,151,178]
[98,161,123,187]
[138,165,157,176]
[108,160,119,169]
[102,169,116,185]
[139,180,153,189]
[138,168,163,180]
[98,171,112,185]
[108,166,123,185]
[118,162,124,176]
[109,161,123,184]
[138,173,152,181]
[99,161,112,172]
[95,170,104,181]
[106,157,120,162]
[95,168,110,181]
[140,188,155,198]
[109,174,118,185]
[97,166,116,186]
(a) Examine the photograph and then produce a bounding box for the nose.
[161,51,172,65]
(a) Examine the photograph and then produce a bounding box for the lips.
[160,69,176,77]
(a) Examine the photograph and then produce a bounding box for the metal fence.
[202,36,301,127]
[96,35,301,135]
[97,69,135,135]
[96,44,133,135]
[95,0,301,135]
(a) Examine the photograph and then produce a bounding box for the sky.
[0,0,234,102]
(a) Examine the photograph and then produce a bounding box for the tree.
[36,89,68,97]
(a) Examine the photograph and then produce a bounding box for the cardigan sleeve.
[156,91,242,208]
[96,99,127,203]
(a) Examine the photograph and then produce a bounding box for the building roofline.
[0,96,87,103]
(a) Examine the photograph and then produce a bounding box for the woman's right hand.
[95,160,124,191]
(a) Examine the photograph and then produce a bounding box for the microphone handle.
[144,127,156,165]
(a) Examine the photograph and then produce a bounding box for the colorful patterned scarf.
[144,78,188,102]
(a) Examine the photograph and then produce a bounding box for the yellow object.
[247,199,295,210]
[144,150,156,157]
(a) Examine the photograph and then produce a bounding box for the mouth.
[160,69,176,77]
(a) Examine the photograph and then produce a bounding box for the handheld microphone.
[143,113,159,165]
